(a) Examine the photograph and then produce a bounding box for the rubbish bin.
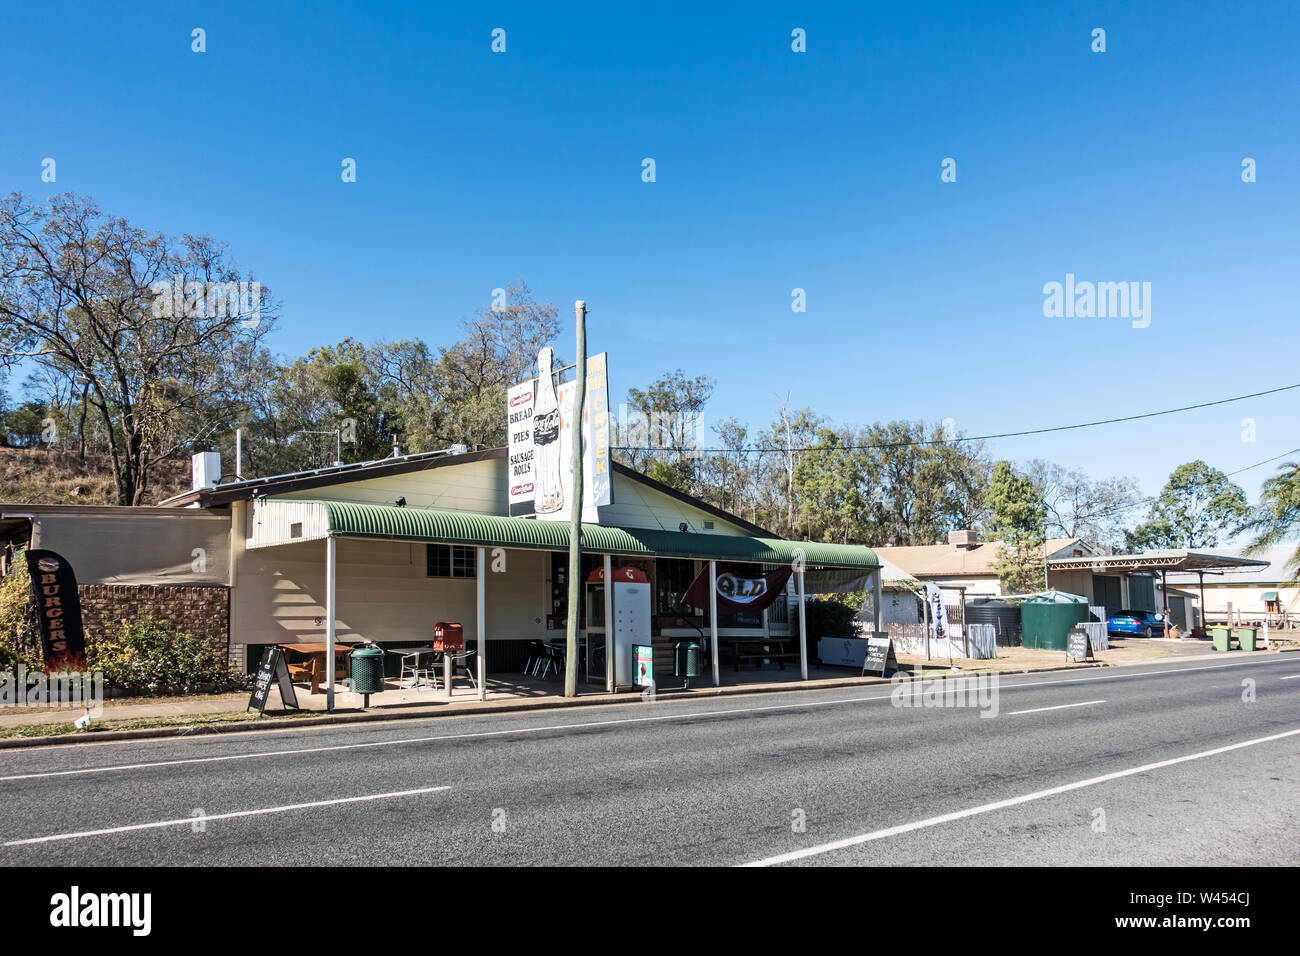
[349,646,385,706]
[675,642,702,689]
[1233,626,1258,652]
[1210,625,1233,652]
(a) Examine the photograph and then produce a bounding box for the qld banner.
[682,563,793,616]
[24,549,88,671]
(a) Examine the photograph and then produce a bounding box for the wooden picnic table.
[278,642,355,695]
[718,636,798,671]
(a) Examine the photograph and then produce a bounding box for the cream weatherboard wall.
[229,535,549,667]
[276,458,506,515]
[273,458,755,536]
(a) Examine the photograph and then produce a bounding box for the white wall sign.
[508,349,612,521]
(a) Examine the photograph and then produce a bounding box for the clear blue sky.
[3,1,1297,510]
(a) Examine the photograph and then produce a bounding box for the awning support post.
[476,547,486,701]
[604,553,614,693]
[1161,569,1169,634]
[797,566,808,681]
[325,535,336,713]
[709,560,720,687]
[872,567,883,637]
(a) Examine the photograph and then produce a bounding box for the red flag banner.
[682,563,793,616]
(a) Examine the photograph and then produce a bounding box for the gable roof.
[159,445,775,537]
[873,538,1082,578]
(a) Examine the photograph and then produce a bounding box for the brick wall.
[78,584,230,659]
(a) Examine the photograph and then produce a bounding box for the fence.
[966,623,998,659]
[1086,606,1109,651]
[1083,621,1108,652]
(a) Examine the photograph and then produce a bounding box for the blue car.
[1107,609,1167,638]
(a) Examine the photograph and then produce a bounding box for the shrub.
[0,551,40,670]
[88,613,240,694]
[795,598,860,639]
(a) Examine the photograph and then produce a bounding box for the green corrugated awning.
[302,500,879,569]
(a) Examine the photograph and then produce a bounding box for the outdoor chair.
[450,649,478,689]
[524,641,547,677]
[399,650,437,691]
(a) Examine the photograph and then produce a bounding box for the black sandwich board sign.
[862,633,900,677]
[247,646,299,714]
[1066,625,1094,663]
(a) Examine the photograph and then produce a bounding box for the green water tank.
[1020,591,1089,651]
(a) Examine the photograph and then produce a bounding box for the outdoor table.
[278,642,355,695]
[385,645,437,689]
[719,636,796,671]
[549,633,604,682]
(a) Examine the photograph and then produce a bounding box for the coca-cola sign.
[506,348,612,518]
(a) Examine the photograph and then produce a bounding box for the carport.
[1046,549,1271,634]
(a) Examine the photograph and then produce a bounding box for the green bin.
[675,642,703,689]
[1210,625,1233,652]
[1233,626,1258,652]
[349,647,386,705]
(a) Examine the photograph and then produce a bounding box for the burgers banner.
[682,563,793,616]
[24,549,88,671]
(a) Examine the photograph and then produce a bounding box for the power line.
[1049,447,1300,527]
[1226,447,1300,478]
[612,381,1300,455]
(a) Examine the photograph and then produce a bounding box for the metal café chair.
[399,648,437,691]
[449,649,478,689]
[524,641,547,677]
[547,641,566,680]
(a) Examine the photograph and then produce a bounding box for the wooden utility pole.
[564,300,587,698]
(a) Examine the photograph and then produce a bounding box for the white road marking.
[742,726,1300,867]
[0,655,1291,781]
[1007,700,1106,716]
[1280,675,1300,680]
[2,785,450,846]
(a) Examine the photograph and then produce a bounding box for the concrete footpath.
[1,642,1292,749]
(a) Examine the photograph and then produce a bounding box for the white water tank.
[191,452,221,490]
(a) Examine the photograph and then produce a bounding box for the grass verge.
[0,707,327,739]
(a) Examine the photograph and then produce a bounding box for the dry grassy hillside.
[0,448,192,505]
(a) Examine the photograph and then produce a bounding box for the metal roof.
[1163,545,1299,584]
[162,445,775,537]
[308,500,879,569]
[1046,550,1271,573]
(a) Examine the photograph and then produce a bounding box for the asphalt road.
[0,654,1297,866]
